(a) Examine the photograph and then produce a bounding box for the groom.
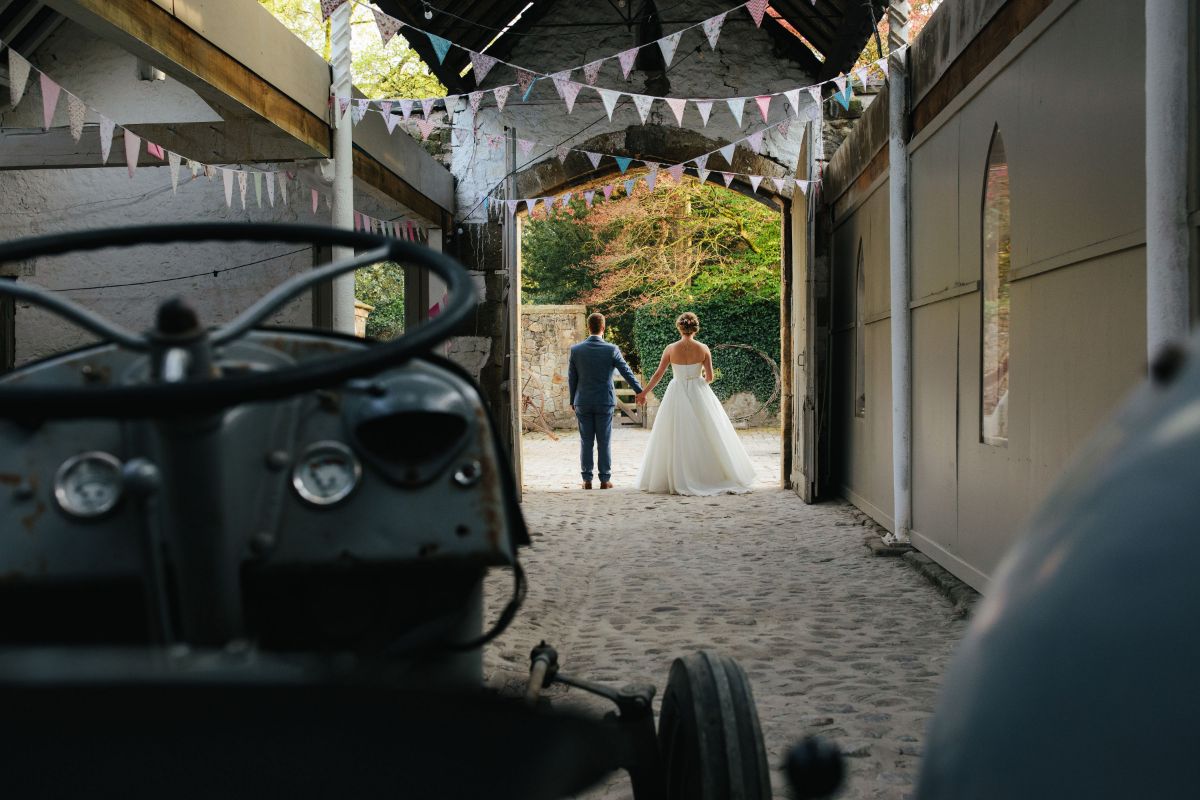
[568,312,643,490]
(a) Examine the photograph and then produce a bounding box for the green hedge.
[632,296,779,407]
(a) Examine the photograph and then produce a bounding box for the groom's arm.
[612,347,643,395]
[568,350,579,410]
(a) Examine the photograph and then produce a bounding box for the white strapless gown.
[636,362,756,495]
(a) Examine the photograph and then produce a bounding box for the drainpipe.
[1145,0,1191,360]
[329,1,357,335]
[886,1,912,545]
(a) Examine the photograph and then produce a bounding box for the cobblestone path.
[484,429,968,799]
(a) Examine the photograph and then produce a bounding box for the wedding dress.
[636,362,757,495]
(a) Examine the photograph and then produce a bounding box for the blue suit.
[568,335,643,483]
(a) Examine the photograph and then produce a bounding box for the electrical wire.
[51,246,314,292]
[406,0,697,38]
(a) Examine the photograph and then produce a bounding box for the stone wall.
[520,304,586,430]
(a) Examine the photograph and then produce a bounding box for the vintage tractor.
[0,224,773,799]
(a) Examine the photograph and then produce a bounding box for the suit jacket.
[568,335,643,411]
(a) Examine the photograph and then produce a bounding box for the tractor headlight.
[292,441,361,507]
[53,452,124,519]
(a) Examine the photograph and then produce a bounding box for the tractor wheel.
[657,651,771,800]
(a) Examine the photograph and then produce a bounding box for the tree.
[855,1,941,70]
[355,262,405,340]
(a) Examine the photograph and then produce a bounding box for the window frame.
[980,125,1011,446]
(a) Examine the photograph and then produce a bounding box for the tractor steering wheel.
[0,223,475,419]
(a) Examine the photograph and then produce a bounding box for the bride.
[634,312,757,495]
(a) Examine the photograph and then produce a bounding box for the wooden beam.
[43,0,330,156]
[352,147,445,224]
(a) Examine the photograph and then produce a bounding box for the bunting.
[599,88,621,121]
[666,97,687,126]
[658,31,682,67]
[617,48,638,80]
[583,59,604,86]
[372,7,402,45]
[755,95,771,123]
[493,85,511,112]
[9,49,30,108]
[470,51,498,84]
[67,92,86,142]
[703,12,727,49]
[747,0,769,27]
[633,93,654,124]
[39,73,60,130]
[427,33,452,64]
[320,0,348,20]
[726,96,746,127]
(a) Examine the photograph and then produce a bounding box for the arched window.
[981,127,1010,445]
[854,240,866,418]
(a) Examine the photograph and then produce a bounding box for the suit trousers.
[575,407,613,482]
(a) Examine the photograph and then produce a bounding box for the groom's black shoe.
[582,481,593,490]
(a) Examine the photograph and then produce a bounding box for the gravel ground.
[483,427,968,799]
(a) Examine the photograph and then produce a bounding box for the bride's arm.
[703,346,715,383]
[639,347,672,401]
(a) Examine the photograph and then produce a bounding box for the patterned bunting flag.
[416,118,437,140]
[755,95,771,123]
[807,85,822,104]
[624,178,635,196]
[667,164,685,183]
[237,170,248,209]
[599,88,621,121]
[784,88,801,116]
[583,60,604,86]
[493,85,511,112]
[666,97,687,126]
[632,94,654,124]
[487,134,503,149]
[551,71,572,99]
[584,190,595,208]
[516,70,535,95]
[254,171,263,207]
[721,172,734,187]
[617,48,638,80]
[311,188,319,214]
[561,81,582,113]
[747,0,769,27]
[396,99,412,120]
[696,100,714,127]
[556,145,570,163]
[383,103,401,133]
[694,154,708,172]
[586,151,602,169]
[561,192,572,207]
[703,12,727,49]
[518,138,534,155]
[39,74,60,130]
[658,32,681,67]
[746,130,764,154]
[66,93,86,142]
[468,91,484,114]
[427,33,452,64]
[614,156,632,174]
[603,184,614,201]
[373,7,402,45]
[876,57,890,78]
[8,49,30,108]
[645,169,657,192]
[506,199,518,216]
[697,168,710,184]
[123,130,141,179]
[337,96,351,120]
[168,151,181,193]
[352,98,368,125]
[321,0,348,20]
[443,94,459,124]
[421,97,436,119]
[833,74,847,93]
[726,96,746,127]
[719,143,736,164]
[224,169,235,207]
[470,51,498,84]
[749,175,763,193]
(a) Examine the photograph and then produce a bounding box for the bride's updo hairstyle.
[676,312,700,335]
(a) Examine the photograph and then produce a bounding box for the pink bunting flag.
[746,130,764,154]
[583,60,604,86]
[399,99,414,120]
[487,134,503,150]
[311,188,319,214]
[517,138,534,155]
[506,199,518,216]
[421,97,436,119]
[632,94,654,124]
[146,142,165,160]
[784,88,801,116]
[667,164,685,183]
[470,51,498,85]
[39,74,60,130]
[224,169,235,208]
[666,97,687,126]
[168,152,181,193]
[657,32,681,67]
[493,85,511,113]
[726,96,746,127]
[337,96,351,120]
[416,118,436,140]
[373,7,402,45]
[695,100,713,126]
[585,151,602,169]
[66,93,86,142]
[266,169,276,206]
[755,94,772,123]
[237,170,248,209]
[599,88,621,121]
[703,12,727,49]
[747,0,769,27]
[602,184,614,201]
[8,49,30,107]
[123,130,141,178]
[555,145,570,163]
[516,69,535,95]
[719,143,736,164]
[721,172,734,187]
[353,211,362,232]
[561,81,582,113]
[749,174,763,193]
[468,91,484,114]
[320,0,347,20]
[617,48,638,80]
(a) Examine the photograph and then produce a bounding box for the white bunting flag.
[796,179,810,195]
[719,143,736,165]
[876,57,890,78]
[223,168,235,207]
[694,154,708,172]
[470,51,498,85]
[658,32,681,67]
[506,199,518,216]
[562,81,582,113]
[746,130,764,154]
[8,49,30,108]
[617,48,638,80]
[749,174,763,193]
[586,151,602,169]
[39,74,60,130]
[204,164,215,180]
[373,7,402,45]
[266,168,276,206]
[599,88,621,121]
[755,94,771,123]
[524,199,537,215]
[518,138,534,155]
[399,99,414,120]
[468,91,484,114]
[772,176,789,192]
[784,88,801,116]
[556,145,570,163]
[98,117,115,164]
[807,85,822,104]
[645,168,658,191]
[697,168,710,184]
[384,107,402,133]
[543,197,553,216]
[703,12,727,49]
[238,170,248,209]
[493,85,511,112]
[123,130,141,179]
[726,96,746,127]
[583,59,604,86]
[188,159,201,178]
[856,66,871,89]
[67,93,86,143]
[833,74,847,94]
[695,100,714,127]
[721,172,734,187]
[667,164,685,183]
[168,152,181,193]
[666,97,687,126]
[352,99,368,126]
[253,171,263,207]
[747,0,769,27]
[632,94,654,124]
